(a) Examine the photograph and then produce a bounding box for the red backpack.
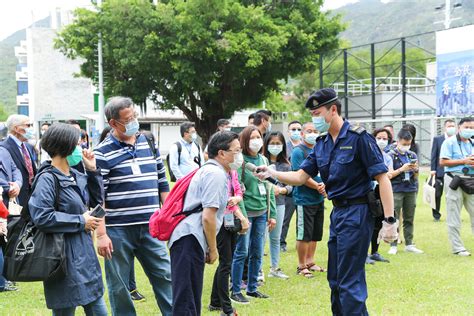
[149,168,202,241]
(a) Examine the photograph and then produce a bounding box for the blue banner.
[436,50,474,116]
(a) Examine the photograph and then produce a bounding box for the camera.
[449,175,462,190]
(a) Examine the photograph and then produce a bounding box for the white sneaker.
[405,245,424,254]
[388,246,398,255]
[268,267,289,279]
[257,270,265,282]
[455,250,471,257]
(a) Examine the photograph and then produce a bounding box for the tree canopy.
[55,0,343,141]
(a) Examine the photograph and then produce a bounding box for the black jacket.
[430,135,446,178]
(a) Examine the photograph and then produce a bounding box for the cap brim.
[305,96,338,110]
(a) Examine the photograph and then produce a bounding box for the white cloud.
[322,0,360,11]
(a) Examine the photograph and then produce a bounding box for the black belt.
[332,196,368,208]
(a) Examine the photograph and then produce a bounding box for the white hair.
[6,114,30,132]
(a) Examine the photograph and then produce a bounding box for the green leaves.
[55,0,343,142]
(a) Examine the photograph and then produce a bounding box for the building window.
[17,81,28,95]
[18,106,29,116]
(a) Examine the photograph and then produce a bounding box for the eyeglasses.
[116,112,138,125]
[226,148,242,155]
[290,128,302,132]
[23,123,33,127]
[304,130,318,134]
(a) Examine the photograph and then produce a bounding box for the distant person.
[80,129,90,149]
[387,129,423,255]
[439,117,474,257]
[383,124,396,143]
[29,123,107,315]
[169,121,204,180]
[99,126,113,143]
[253,110,272,137]
[169,131,242,315]
[204,119,233,161]
[280,120,302,252]
[291,122,326,278]
[94,97,172,315]
[368,128,393,264]
[0,114,38,208]
[263,131,291,279]
[248,113,255,126]
[66,119,81,130]
[402,124,419,156]
[430,119,456,221]
[38,122,51,164]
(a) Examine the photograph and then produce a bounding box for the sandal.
[306,263,327,272]
[296,266,314,278]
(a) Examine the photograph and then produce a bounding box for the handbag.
[3,171,67,282]
[423,175,437,209]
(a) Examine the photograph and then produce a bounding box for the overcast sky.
[0,0,360,41]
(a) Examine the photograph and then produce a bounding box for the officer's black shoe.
[246,291,269,299]
[230,293,250,304]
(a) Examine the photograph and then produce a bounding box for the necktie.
[21,143,34,185]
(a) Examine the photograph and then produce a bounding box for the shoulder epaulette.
[316,132,328,141]
[349,125,365,134]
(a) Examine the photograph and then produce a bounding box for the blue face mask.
[123,119,140,137]
[23,127,35,140]
[267,123,272,133]
[304,133,318,145]
[290,131,301,141]
[67,146,83,167]
[312,115,330,133]
[460,128,474,140]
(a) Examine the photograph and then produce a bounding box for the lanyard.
[456,135,473,158]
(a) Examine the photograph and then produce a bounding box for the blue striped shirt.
[94,133,170,226]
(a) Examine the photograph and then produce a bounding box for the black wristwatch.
[384,216,396,224]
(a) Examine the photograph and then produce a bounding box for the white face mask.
[268,144,283,156]
[229,152,243,170]
[223,127,232,132]
[398,145,410,153]
[249,138,263,153]
[376,139,388,150]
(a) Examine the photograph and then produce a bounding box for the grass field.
[1,173,473,315]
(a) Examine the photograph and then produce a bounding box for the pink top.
[227,170,243,213]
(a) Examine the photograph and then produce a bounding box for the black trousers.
[432,176,444,220]
[210,224,237,314]
[280,196,296,247]
[170,235,205,316]
[371,215,384,254]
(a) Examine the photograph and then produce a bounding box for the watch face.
[385,216,396,224]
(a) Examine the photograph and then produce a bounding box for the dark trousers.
[432,176,444,220]
[328,204,373,316]
[210,225,237,314]
[280,197,296,247]
[170,235,205,316]
[370,215,384,254]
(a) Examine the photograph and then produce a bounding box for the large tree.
[56,0,343,142]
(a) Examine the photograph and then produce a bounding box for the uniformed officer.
[255,88,399,315]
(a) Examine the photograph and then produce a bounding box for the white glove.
[377,219,399,244]
[0,220,7,236]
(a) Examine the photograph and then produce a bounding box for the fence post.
[371,43,376,120]
[343,49,349,118]
[401,38,407,117]
[319,54,324,89]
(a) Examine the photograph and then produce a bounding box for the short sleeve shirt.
[168,159,228,254]
[299,120,388,200]
[440,136,474,175]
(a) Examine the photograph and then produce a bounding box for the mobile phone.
[90,204,106,218]
[410,158,417,164]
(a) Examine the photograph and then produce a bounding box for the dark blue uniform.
[300,120,388,315]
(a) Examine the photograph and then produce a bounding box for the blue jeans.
[105,224,173,316]
[269,205,285,268]
[231,212,267,294]
[0,247,5,290]
[52,296,107,316]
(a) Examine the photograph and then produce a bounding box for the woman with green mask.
[28,123,108,315]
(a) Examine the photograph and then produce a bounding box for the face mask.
[312,113,330,133]
[191,132,198,141]
[398,145,410,153]
[290,131,301,141]
[266,123,272,133]
[22,127,35,140]
[40,130,46,137]
[229,152,243,170]
[249,138,263,153]
[446,127,456,137]
[305,133,318,145]
[123,119,139,137]
[376,139,388,150]
[268,144,283,156]
[460,128,474,139]
[223,127,232,132]
[67,146,83,167]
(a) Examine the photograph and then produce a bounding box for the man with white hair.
[0,114,38,207]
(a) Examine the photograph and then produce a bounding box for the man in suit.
[430,119,456,221]
[0,114,38,208]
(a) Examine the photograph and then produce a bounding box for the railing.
[332,77,436,96]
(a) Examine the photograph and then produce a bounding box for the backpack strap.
[143,133,157,159]
[22,170,60,221]
[297,144,311,159]
[176,142,182,166]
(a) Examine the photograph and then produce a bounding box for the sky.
[0,0,361,41]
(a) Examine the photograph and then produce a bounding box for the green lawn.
[1,173,473,315]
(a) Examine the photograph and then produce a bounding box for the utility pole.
[435,0,462,29]
[96,0,105,132]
